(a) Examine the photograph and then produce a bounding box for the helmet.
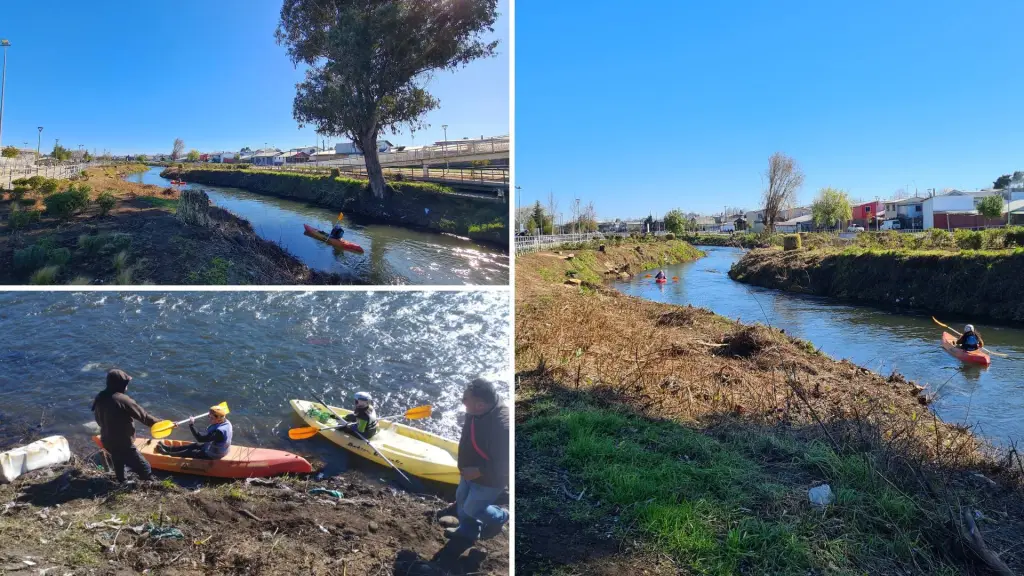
[964,324,974,333]
[209,404,229,417]
[354,391,373,403]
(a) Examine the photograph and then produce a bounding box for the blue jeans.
[454,478,508,541]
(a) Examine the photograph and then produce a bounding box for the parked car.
[847,224,865,232]
[880,220,901,230]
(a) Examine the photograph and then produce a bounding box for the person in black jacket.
[91,369,161,483]
[449,378,509,542]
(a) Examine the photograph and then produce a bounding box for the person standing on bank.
[91,369,161,483]
[449,378,510,542]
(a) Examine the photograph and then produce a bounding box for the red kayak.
[941,332,991,366]
[655,278,667,284]
[93,436,312,478]
[303,224,364,254]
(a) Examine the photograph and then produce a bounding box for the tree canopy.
[762,152,804,232]
[1,145,18,158]
[810,187,852,230]
[664,209,687,235]
[186,149,201,162]
[994,174,1012,189]
[51,144,72,161]
[276,0,499,198]
[172,138,185,161]
[977,195,1004,219]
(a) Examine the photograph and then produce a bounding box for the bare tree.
[547,191,559,235]
[171,138,185,161]
[761,152,804,232]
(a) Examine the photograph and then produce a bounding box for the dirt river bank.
[0,461,507,575]
[515,240,1024,575]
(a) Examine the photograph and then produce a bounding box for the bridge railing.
[1,161,92,189]
[515,232,607,254]
[242,163,508,187]
[320,137,509,167]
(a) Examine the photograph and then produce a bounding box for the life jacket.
[962,333,980,351]
[203,420,232,459]
[354,406,378,437]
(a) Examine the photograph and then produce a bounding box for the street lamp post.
[441,124,449,175]
[0,39,10,149]
[37,127,42,160]
[515,185,522,233]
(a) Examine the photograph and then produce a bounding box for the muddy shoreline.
[515,240,1024,574]
[0,166,348,285]
[163,167,509,250]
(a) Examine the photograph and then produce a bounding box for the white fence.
[320,136,509,168]
[0,161,93,189]
[514,232,607,254]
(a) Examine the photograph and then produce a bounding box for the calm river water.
[0,291,510,478]
[617,246,1024,445]
[127,168,509,285]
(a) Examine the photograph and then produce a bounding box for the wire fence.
[0,160,94,189]
[319,136,509,168]
[514,232,608,254]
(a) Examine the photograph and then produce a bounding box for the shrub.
[17,198,37,208]
[44,186,91,219]
[9,186,29,201]
[330,168,341,178]
[39,179,59,195]
[11,178,29,187]
[953,229,982,250]
[96,191,117,216]
[30,265,60,285]
[664,232,676,240]
[13,245,48,271]
[925,228,954,249]
[783,234,802,251]
[24,175,45,189]
[8,209,42,230]
[47,247,71,267]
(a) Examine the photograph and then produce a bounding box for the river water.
[0,291,510,480]
[126,168,509,285]
[617,246,1024,445]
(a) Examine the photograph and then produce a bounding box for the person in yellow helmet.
[157,404,233,459]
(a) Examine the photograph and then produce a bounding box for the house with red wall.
[851,201,884,228]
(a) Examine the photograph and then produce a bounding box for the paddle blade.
[337,212,344,221]
[151,420,174,439]
[288,426,322,440]
[404,405,432,420]
[644,274,652,278]
[214,401,230,415]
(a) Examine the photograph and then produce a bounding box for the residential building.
[279,150,310,163]
[882,197,925,229]
[334,140,394,155]
[251,149,281,166]
[311,150,338,162]
[922,190,1006,230]
[851,201,884,228]
[209,152,237,163]
[744,206,811,233]
[776,214,815,233]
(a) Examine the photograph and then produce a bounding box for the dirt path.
[0,165,346,285]
[0,463,508,575]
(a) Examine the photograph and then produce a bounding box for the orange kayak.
[303,224,364,253]
[92,436,312,478]
[941,332,991,366]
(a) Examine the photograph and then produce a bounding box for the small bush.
[9,186,29,201]
[664,232,676,240]
[953,229,982,250]
[11,177,29,187]
[113,250,129,272]
[17,198,37,208]
[44,186,91,219]
[330,168,341,178]
[47,247,72,267]
[30,265,61,285]
[26,176,46,189]
[926,228,954,249]
[783,234,802,251]
[78,233,131,257]
[8,208,42,230]
[96,191,117,216]
[69,276,91,285]
[14,245,48,271]
[39,179,59,195]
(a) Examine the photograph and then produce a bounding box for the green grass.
[521,393,955,575]
[187,257,231,285]
[136,196,179,211]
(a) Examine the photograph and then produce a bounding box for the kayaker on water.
[156,404,233,459]
[329,213,345,239]
[91,369,162,483]
[655,270,667,281]
[957,324,984,351]
[341,391,378,439]
[448,378,510,543]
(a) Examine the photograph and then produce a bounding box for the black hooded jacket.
[457,401,510,488]
[91,370,159,450]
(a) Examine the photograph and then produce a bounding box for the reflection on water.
[127,168,509,285]
[617,246,1024,445]
[0,292,511,479]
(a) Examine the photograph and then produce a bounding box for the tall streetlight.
[515,185,522,233]
[36,127,42,160]
[441,124,449,174]
[0,39,10,149]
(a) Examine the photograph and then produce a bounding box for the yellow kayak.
[289,399,459,485]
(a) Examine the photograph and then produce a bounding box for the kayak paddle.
[311,393,418,489]
[287,405,432,440]
[930,317,1008,358]
[150,402,229,439]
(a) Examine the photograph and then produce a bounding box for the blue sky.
[516,0,1024,220]
[0,0,508,156]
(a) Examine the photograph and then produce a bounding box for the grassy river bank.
[515,239,1024,575]
[0,165,343,285]
[729,229,1024,325]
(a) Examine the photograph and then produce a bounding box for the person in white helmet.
[956,324,984,352]
[342,391,378,439]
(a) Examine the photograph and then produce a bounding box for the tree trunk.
[359,133,386,199]
[176,189,212,227]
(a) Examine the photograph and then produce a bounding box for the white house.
[252,149,281,166]
[922,190,1006,230]
[210,152,237,163]
[776,214,814,233]
[334,140,394,155]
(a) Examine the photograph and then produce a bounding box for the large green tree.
[994,174,1012,189]
[810,187,852,230]
[977,195,1004,219]
[51,144,72,161]
[276,0,499,199]
[187,149,201,162]
[664,209,687,234]
[1,145,18,158]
